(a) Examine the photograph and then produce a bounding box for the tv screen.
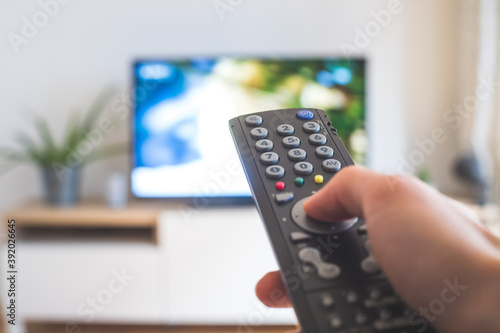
[131,57,366,201]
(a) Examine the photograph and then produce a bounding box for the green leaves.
[33,113,58,163]
[82,87,117,132]
[85,142,129,163]
[0,87,126,168]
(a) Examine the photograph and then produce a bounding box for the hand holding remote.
[257,166,500,333]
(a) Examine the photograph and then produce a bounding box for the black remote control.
[229,108,436,333]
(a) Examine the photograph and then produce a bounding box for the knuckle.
[369,174,420,203]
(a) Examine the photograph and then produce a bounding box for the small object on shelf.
[107,172,128,209]
[42,165,81,206]
[454,154,488,205]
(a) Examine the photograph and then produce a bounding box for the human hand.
[256,166,500,333]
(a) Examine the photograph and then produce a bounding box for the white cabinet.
[10,207,296,333]
[157,207,297,326]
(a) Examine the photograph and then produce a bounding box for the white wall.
[0,0,463,214]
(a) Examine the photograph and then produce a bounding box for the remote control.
[229,108,436,333]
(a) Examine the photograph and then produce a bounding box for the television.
[131,57,366,203]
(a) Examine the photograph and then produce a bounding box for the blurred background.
[0,0,499,332]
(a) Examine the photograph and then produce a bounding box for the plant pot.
[41,165,81,206]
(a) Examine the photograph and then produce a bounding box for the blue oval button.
[297,110,314,120]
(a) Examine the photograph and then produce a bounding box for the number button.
[315,146,334,158]
[245,115,262,126]
[255,139,273,152]
[294,162,314,175]
[265,165,285,179]
[260,152,279,165]
[276,124,295,136]
[309,133,327,146]
[250,127,268,139]
[322,159,341,172]
[288,148,307,161]
[303,122,320,133]
[282,136,300,148]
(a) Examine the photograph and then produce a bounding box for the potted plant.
[0,89,127,206]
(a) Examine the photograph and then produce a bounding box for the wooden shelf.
[4,200,162,243]
[26,322,297,333]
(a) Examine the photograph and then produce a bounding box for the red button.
[276,182,285,190]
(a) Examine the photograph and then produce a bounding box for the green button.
[294,177,304,186]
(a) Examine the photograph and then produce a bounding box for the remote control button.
[282,136,300,148]
[329,314,343,329]
[250,127,268,139]
[374,317,409,331]
[345,291,359,304]
[294,177,304,186]
[302,264,315,274]
[309,133,327,145]
[260,152,279,165]
[294,162,313,175]
[288,148,307,161]
[265,165,285,179]
[276,124,295,136]
[298,247,322,262]
[290,232,312,244]
[275,181,285,191]
[315,146,334,158]
[321,294,335,308]
[255,139,273,152]
[291,197,358,234]
[361,256,381,274]
[379,309,392,321]
[318,263,341,280]
[355,312,369,325]
[297,110,314,120]
[322,159,342,173]
[314,175,324,184]
[302,121,321,133]
[245,115,262,126]
[298,247,341,280]
[275,191,294,205]
[370,288,382,300]
[364,296,399,309]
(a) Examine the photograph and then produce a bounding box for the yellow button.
[314,175,324,184]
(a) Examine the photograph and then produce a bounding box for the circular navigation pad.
[291,197,358,234]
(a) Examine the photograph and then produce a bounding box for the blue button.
[297,110,314,120]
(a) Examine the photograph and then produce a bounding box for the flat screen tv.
[131,57,366,203]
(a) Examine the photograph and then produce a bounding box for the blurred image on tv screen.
[132,58,366,199]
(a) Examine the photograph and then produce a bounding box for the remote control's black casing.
[229,108,436,333]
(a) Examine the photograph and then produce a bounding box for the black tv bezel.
[130,56,366,206]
